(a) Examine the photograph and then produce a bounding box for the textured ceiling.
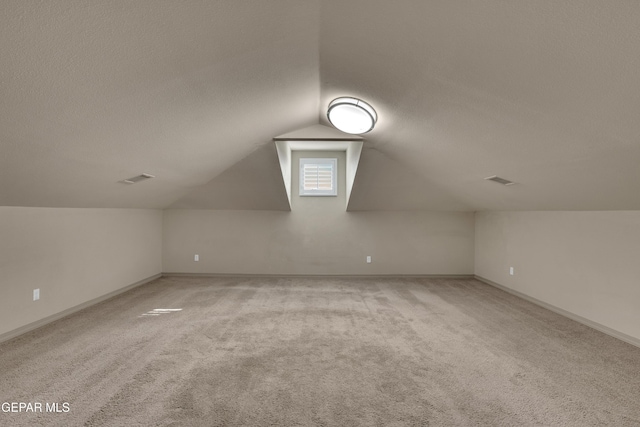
[2,1,640,211]
[0,1,320,208]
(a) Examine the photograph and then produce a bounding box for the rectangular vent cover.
[123,173,155,184]
[485,175,514,186]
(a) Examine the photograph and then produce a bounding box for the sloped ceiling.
[0,1,320,208]
[320,0,640,211]
[168,144,290,211]
[2,1,640,211]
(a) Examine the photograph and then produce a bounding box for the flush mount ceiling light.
[327,97,377,134]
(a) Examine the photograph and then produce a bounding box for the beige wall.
[475,211,640,342]
[0,207,163,337]
[164,149,474,275]
[163,209,474,275]
[8,206,639,346]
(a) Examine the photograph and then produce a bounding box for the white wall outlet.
[33,289,40,301]
[509,267,514,276]
[366,256,372,264]
[194,254,199,262]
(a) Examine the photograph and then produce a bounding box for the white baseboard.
[475,275,640,349]
[163,272,475,279]
[0,273,162,344]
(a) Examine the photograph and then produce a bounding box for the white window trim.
[299,158,337,196]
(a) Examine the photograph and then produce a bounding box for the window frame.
[299,158,338,197]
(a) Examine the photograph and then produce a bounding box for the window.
[299,158,337,196]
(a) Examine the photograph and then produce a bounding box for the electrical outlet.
[194,254,199,262]
[366,256,372,264]
[509,267,514,276]
[33,289,40,301]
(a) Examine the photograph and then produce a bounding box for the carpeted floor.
[1,276,639,426]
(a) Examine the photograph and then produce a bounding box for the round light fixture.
[327,97,377,134]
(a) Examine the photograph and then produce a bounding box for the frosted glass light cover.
[327,97,377,134]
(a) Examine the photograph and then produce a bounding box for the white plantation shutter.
[299,158,337,196]
[303,163,332,190]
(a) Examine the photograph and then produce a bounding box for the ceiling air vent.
[485,175,514,186]
[123,173,155,184]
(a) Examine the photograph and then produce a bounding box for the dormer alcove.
[273,124,364,211]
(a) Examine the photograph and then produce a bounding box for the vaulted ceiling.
[2,1,640,211]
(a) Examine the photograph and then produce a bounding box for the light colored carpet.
[1,276,639,426]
